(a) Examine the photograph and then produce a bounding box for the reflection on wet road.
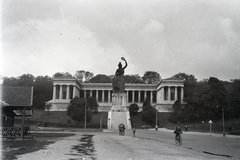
[68,134,96,160]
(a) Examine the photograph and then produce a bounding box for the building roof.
[0,86,33,107]
[53,75,76,80]
[163,77,184,81]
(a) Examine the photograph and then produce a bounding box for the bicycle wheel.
[175,134,181,145]
[179,135,182,145]
[175,135,179,144]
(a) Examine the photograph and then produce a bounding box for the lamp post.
[217,105,225,137]
[84,97,87,129]
[155,105,158,131]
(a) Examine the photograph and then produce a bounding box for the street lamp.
[84,97,87,129]
[155,105,158,131]
[217,105,225,137]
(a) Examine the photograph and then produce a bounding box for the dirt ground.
[1,133,75,160]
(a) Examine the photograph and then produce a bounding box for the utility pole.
[84,97,87,129]
[217,105,225,137]
[222,106,225,137]
[155,105,158,131]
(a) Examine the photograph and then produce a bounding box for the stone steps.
[108,112,129,129]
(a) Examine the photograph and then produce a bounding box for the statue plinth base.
[111,93,127,112]
[108,92,131,129]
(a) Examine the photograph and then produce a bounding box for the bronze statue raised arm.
[113,57,128,93]
[115,57,128,76]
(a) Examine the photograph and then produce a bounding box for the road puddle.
[67,134,96,160]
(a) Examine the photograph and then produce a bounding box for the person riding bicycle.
[118,124,123,135]
[118,123,125,135]
[122,123,125,135]
[174,123,182,144]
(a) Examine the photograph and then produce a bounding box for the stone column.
[84,90,86,98]
[96,90,99,102]
[126,91,129,103]
[181,87,184,101]
[66,85,70,99]
[161,88,164,102]
[59,85,63,99]
[150,91,153,104]
[132,91,135,103]
[168,86,171,101]
[73,86,76,98]
[108,90,111,103]
[175,87,178,101]
[138,91,141,103]
[90,90,92,97]
[102,90,105,102]
[53,85,56,100]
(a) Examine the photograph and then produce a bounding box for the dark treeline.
[171,73,240,123]
[1,71,240,122]
[1,71,160,110]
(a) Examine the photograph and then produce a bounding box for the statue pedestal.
[111,93,127,112]
[108,93,131,129]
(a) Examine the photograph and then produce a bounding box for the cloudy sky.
[1,0,240,81]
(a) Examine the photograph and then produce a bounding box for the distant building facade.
[46,76,184,112]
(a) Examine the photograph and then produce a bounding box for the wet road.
[17,128,240,160]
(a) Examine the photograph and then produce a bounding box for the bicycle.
[174,131,182,145]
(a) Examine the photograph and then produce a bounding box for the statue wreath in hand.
[113,57,128,93]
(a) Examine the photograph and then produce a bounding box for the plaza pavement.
[15,127,237,160]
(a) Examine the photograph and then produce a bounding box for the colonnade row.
[52,84,184,103]
[163,86,184,102]
[79,89,157,104]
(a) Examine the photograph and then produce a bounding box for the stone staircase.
[108,111,131,129]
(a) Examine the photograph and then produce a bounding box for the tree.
[2,77,20,86]
[170,76,230,123]
[18,74,35,86]
[74,70,85,82]
[141,107,156,126]
[142,97,151,111]
[85,71,94,82]
[227,79,240,119]
[208,77,228,106]
[141,96,156,126]
[142,71,161,84]
[87,74,111,83]
[87,96,99,111]
[33,76,53,109]
[124,74,144,83]
[52,72,73,78]
[129,103,139,115]
[75,70,94,82]
[67,97,92,124]
[172,73,197,99]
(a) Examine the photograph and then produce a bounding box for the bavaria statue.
[112,57,128,93]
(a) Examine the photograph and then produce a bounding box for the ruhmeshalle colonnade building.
[46,57,184,129]
[46,75,184,129]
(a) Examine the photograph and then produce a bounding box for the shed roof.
[0,86,33,107]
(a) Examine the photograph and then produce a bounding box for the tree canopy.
[67,97,92,124]
[129,103,139,115]
[52,72,73,78]
[125,74,144,83]
[170,76,230,123]
[87,74,112,83]
[142,71,161,84]
[141,96,156,126]
[75,70,94,82]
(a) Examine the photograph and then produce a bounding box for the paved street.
[16,128,239,160]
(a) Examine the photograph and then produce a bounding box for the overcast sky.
[1,0,240,81]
